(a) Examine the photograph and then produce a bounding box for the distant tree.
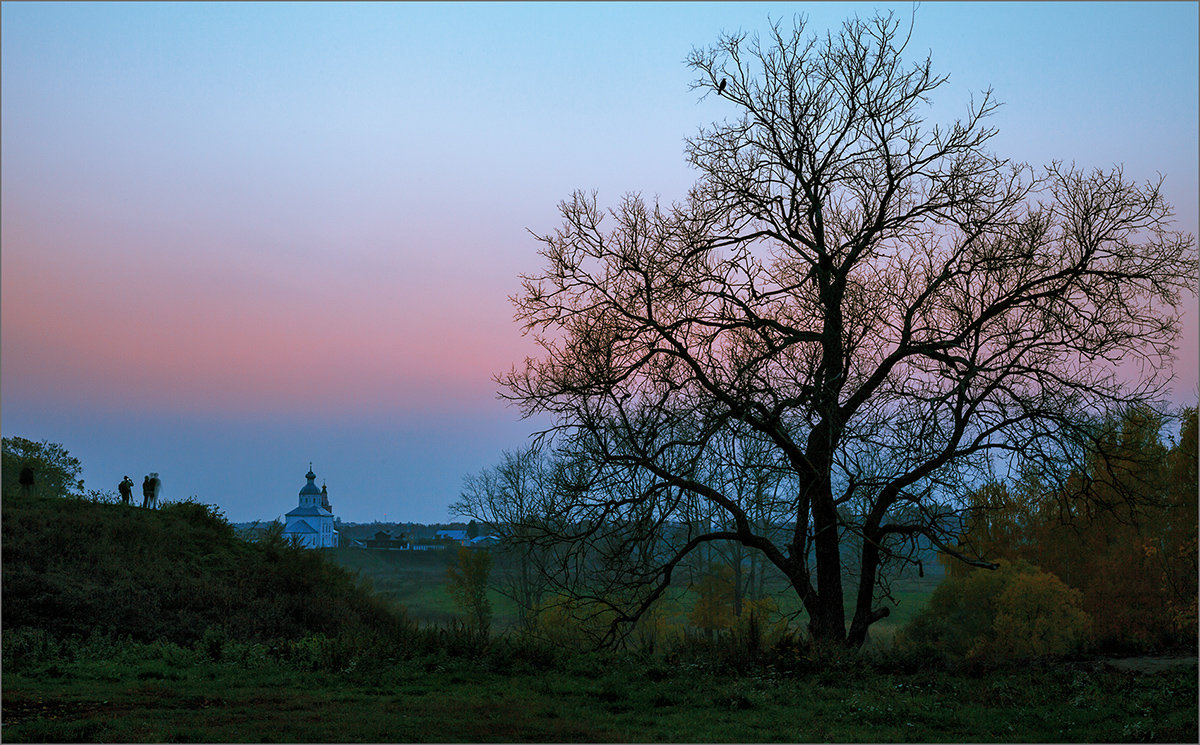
[454,449,567,628]
[2,437,84,500]
[467,520,479,540]
[446,546,493,635]
[1162,408,1198,632]
[496,13,1196,648]
[943,480,1033,578]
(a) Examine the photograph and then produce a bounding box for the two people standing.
[118,473,160,508]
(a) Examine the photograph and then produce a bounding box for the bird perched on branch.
[717,78,728,94]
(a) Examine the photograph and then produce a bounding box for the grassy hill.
[1,493,405,646]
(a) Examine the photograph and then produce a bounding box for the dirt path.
[1097,655,1198,674]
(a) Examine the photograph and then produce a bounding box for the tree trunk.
[732,542,744,618]
[846,536,888,648]
[809,488,847,646]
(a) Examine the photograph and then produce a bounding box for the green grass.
[326,547,524,626]
[326,544,947,640]
[4,651,1195,742]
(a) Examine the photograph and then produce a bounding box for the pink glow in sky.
[3,2,1197,523]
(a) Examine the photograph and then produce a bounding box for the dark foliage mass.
[2,436,84,500]
[942,406,1199,651]
[2,462,1197,743]
[1,494,404,647]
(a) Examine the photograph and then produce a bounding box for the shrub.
[525,592,683,653]
[898,559,1092,662]
[689,564,737,635]
[528,593,612,648]
[1,627,63,668]
[198,626,228,662]
[987,571,1092,658]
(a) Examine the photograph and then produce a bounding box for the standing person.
[148,473,162,509]
[118,476,133,505]
[142,475,153,508]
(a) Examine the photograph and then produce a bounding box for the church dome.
[299,466,321,497]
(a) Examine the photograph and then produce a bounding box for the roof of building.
[283,519,318,535]
[286,505,332,517]
[436,530,469,541]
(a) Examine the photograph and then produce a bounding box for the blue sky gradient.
[3,2,1196,522]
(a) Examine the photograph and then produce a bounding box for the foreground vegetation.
[3,436,1196,742]
[4,631,1196,743]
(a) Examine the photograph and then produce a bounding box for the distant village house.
[358,530,406,550]
[435,529,498,548]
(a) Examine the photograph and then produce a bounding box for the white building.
[282,465,339,548]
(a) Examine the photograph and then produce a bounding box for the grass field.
[326,547,524,627]
[4,644,1195,742]
[325,545,946,643]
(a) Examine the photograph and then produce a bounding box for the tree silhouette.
[497,14,1196,648]
[2,437,84,500]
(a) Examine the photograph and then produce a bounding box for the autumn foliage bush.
[527,592,629,648]
[899,560,1091,662]
[988,570,1093,658]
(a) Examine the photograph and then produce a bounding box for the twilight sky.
[3,2,1197,524]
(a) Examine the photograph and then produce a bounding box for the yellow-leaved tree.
[446,546,493,635]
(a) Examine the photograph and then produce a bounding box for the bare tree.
[497,14,1196,648]
[454,449,560,628]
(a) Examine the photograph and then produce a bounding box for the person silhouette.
[148,473,162,509]
[142,475,154,508]
[119,476,133,505]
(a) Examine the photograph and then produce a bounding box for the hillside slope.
[2,495,404,645]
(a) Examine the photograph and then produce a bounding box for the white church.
[281,464,339,548]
